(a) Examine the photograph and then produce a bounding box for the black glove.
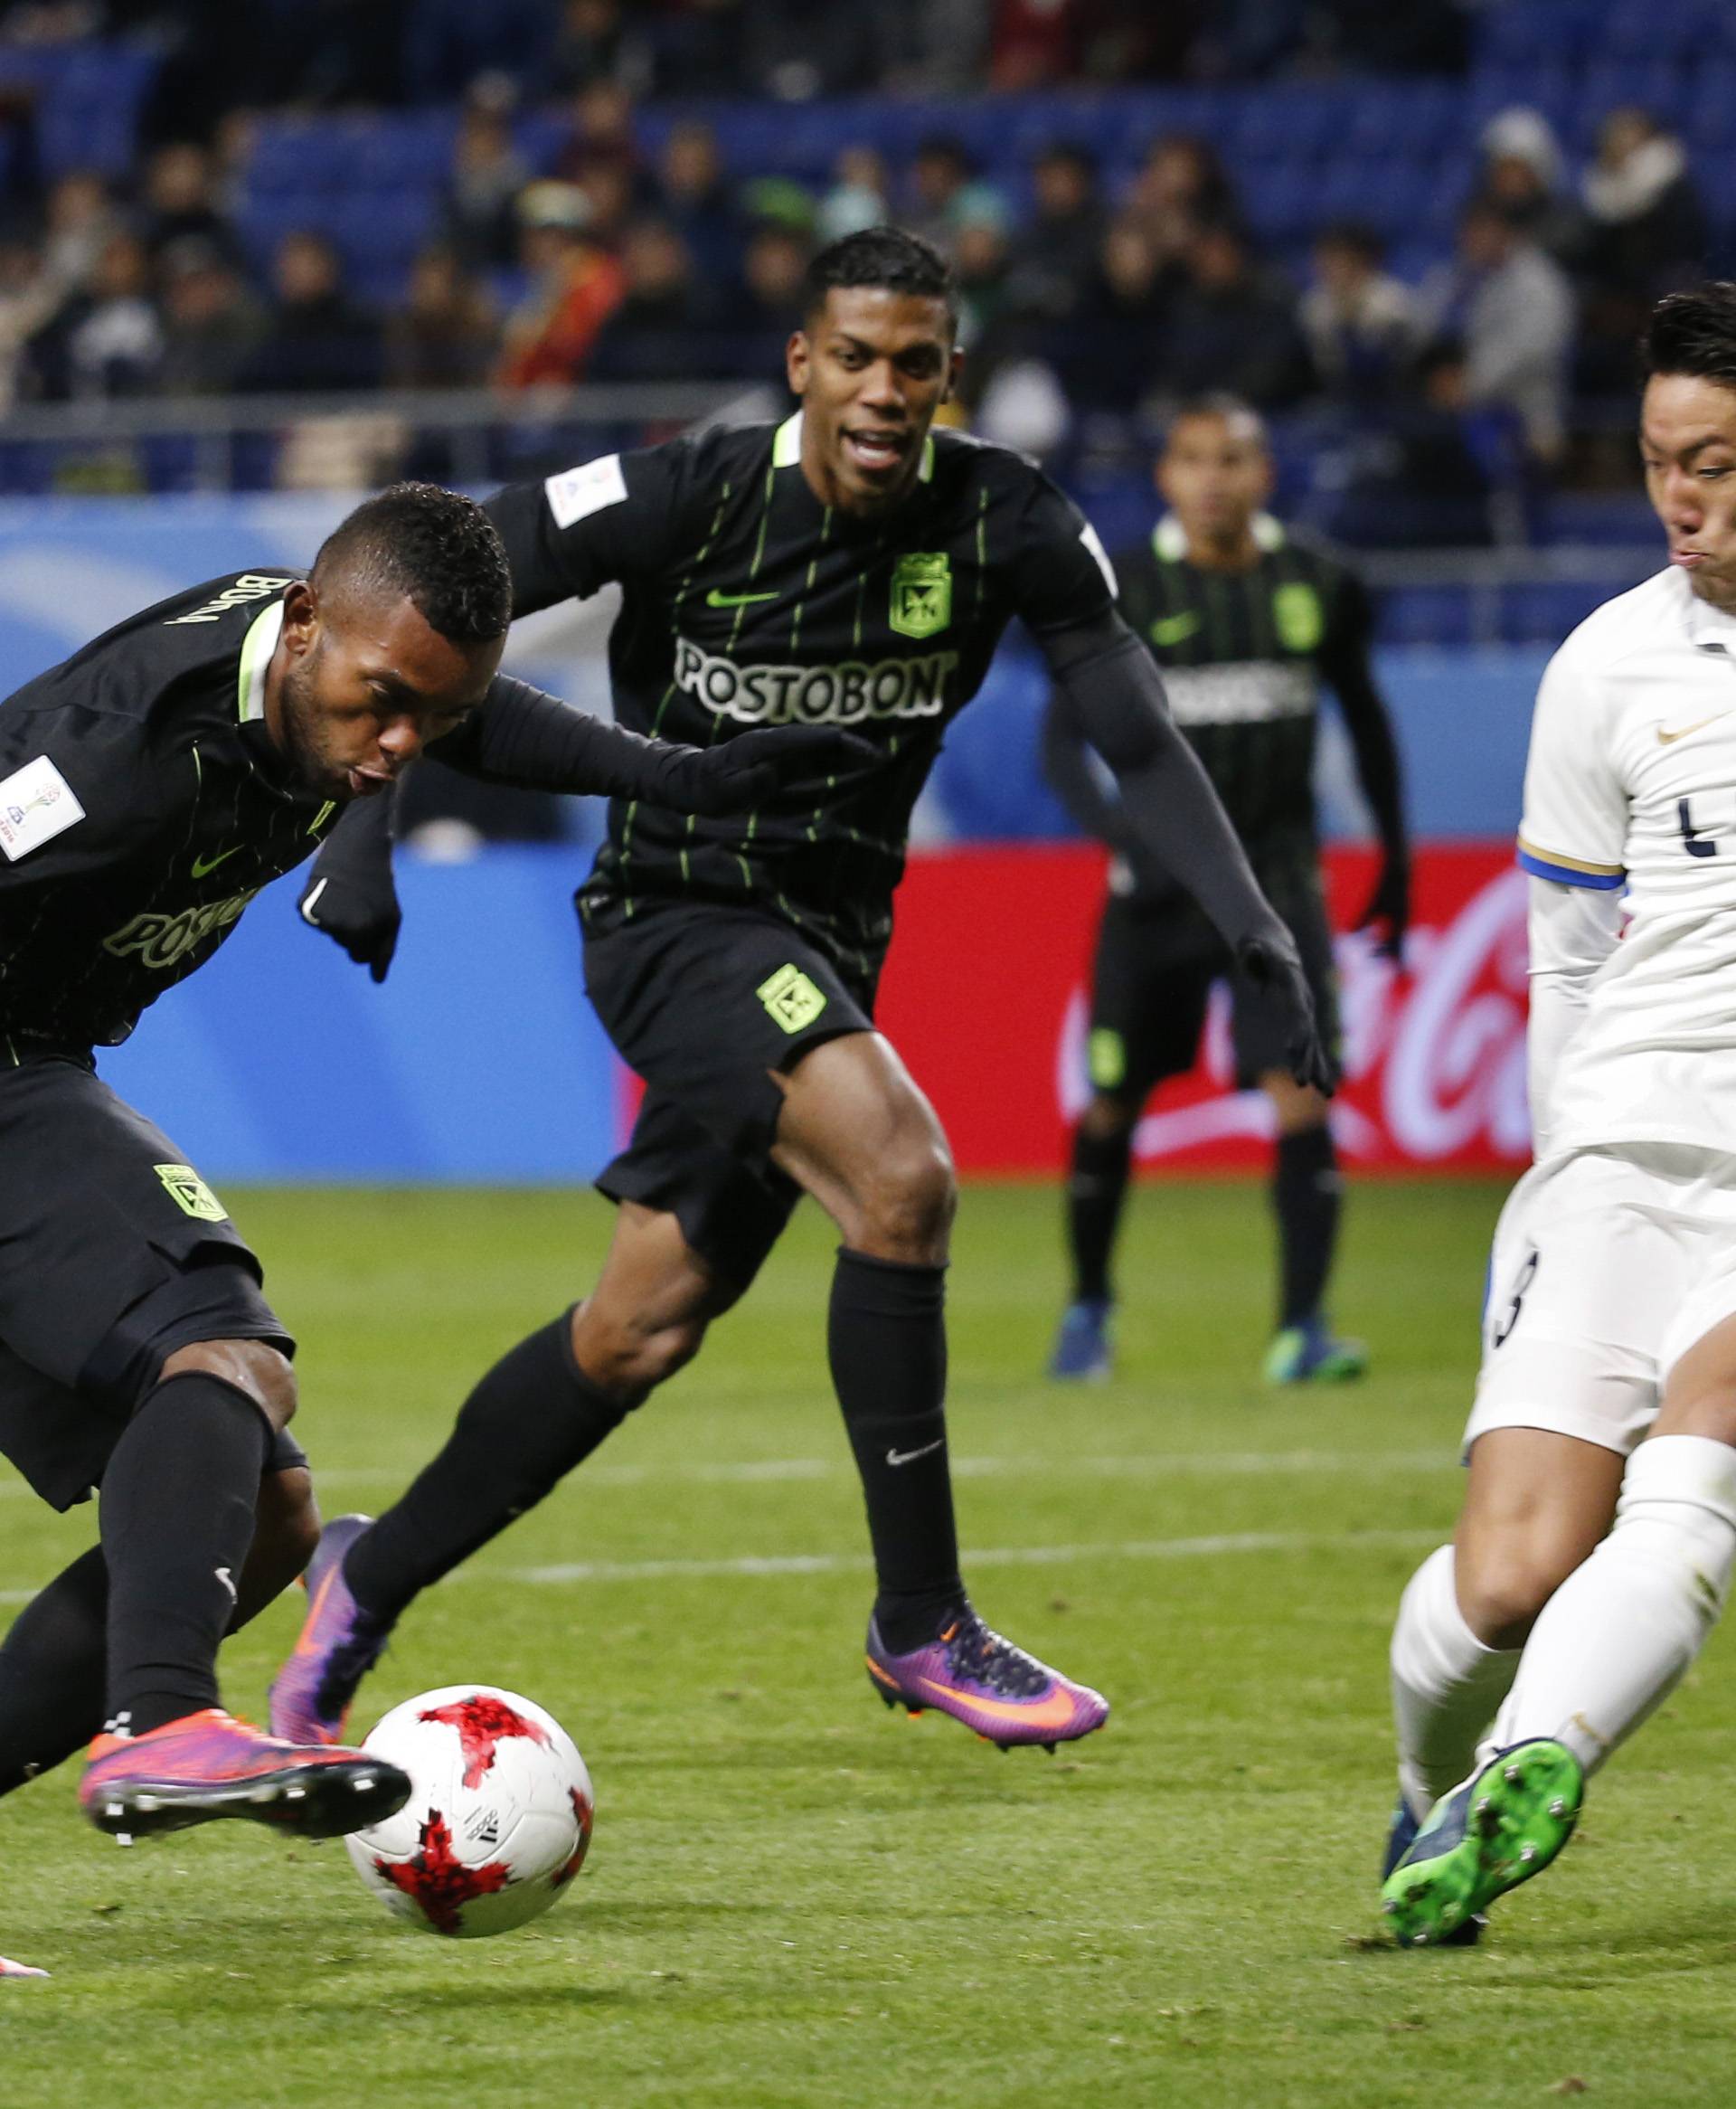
[1235,924,1339,1095]
[1354,847,1411,963]
[298,843,401,984]
[648,725,878,818]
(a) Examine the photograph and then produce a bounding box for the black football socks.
[100,1371,271,1737]
[1274,1123,1343,1330]
[828,1248,963,1652]
[0,1546,108,1792]
[343,1310,630,1625]
[1067,1123,1134,1305]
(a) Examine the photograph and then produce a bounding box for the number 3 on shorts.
[1489,1244,1539,1349]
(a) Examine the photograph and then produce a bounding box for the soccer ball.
[344,1684,593,1939]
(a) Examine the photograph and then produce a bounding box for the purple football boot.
[80,1708,410,1840]
[865,1606,1109,1750]
[268,1514,393,1746]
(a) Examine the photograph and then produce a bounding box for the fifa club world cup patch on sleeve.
[545,455,627,529]
[757,963,828,1035]
[0,755,83,862]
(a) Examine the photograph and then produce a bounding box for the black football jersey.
[486,414,1116,981]
[0,570,338,1054]
[1111,515,1374,846]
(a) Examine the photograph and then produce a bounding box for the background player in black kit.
[0,481,821,1975]
[1044,396,1410,1387]
[278,229,1333,1754]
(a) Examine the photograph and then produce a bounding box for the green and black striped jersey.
[486,413,1116,983]
[1112,513,1375,847]
[0,571,340,1054]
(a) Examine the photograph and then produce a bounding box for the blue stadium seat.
[1538,491,1659,545]
[1375,587,1474,648]
[1239,155,1322,243]
[1685,66,1736,148]
[1500,582,1604,640]
[1574,60,1689,146]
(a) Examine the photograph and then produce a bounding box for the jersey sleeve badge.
[545,455,627,529]
[0,755,84,862]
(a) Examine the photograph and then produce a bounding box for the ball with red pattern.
[344,1684,593,1938]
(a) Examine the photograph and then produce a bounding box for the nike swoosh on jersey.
[1150,611,1202,646]
[886,1437,945,1467]
[1656,714,1726,744]
[191,845,244,877]
[706,588,778,608]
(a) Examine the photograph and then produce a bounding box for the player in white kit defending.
[1381,284,1736,1946]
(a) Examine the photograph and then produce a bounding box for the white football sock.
[1490,1434,1736,1777]
[1390,1544,1522,1820]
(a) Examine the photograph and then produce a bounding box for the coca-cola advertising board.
[873,842,1531,1175]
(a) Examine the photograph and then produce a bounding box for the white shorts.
[1466,1143,1736,1459]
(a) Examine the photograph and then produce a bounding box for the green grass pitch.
[4,1178,1735,2106]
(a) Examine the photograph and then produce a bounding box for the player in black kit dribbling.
[0,482,826,1977]
[279,230,1334,1754]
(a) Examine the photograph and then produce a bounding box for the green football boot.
[1381,1738,1583,1947]
[1262,1318,1368,1384]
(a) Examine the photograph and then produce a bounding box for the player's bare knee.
[1656,1376,1736,1450]
[571,1299,710,1402]
[855,1137,957,1260]
[1456,1540,1578,1650]
[161,1337,297,1433]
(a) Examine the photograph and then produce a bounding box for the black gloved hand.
[1235,923,1339,1095]
[650,725,879,818]
[298,849,401,984]
[1354,847,1412,963]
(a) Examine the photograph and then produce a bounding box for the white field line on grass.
[0,1452,1455,1601]
[0,1522,1448,1607]
[257,1446,1457,1492]
[503,1527,1441,1590]
[0,1447,1452,1499]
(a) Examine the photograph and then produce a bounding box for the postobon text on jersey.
[672,637,959,726]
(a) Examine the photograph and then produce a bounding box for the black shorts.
[582,900,877,1291]
[0,1054,299,1510]
[1086,861,1341,1102]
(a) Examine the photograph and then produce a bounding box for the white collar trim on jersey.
[237,599,284,723]
[1153,512,1285,562]
[772,411,936,483]
[1682,579,1736,656]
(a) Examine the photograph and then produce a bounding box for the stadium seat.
[1376,587,1475,648]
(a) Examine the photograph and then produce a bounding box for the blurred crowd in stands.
[0,0,1469,107]
[0,0,1712,539]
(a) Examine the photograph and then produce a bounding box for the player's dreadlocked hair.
[312,482,512,644]
[802,225,957,330]
[1639,283,1736,392]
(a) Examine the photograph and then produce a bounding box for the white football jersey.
[1519,564,1736,1156]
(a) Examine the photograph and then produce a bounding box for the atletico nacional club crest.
[890,552,951,639]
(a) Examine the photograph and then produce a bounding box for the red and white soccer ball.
[344,1684,593,1939]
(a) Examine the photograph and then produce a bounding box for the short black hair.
[801,224,957,329]
[311,481,511,645]
[1316,219,1383,264]
[1167,392,1269,444]
[1640,283,1736,392]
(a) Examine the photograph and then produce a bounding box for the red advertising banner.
[874,841,1531,1176]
